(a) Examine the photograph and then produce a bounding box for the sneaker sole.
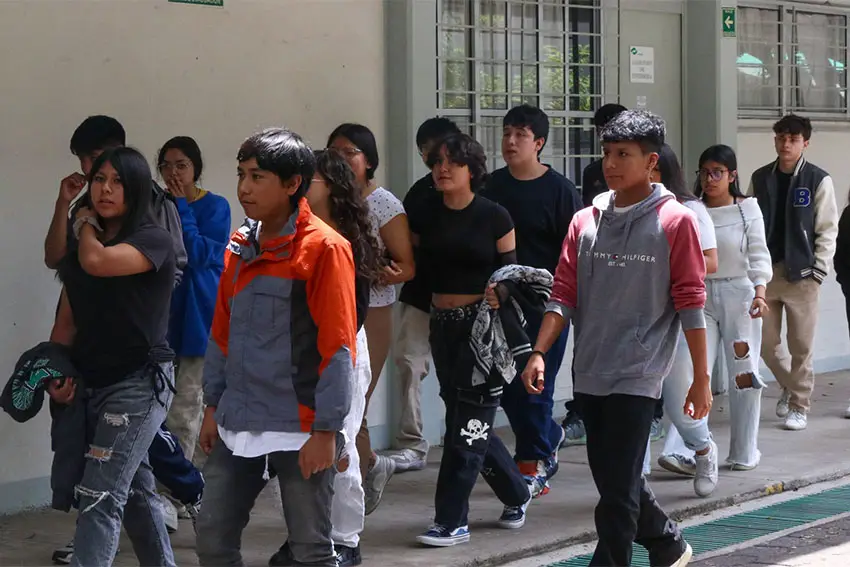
[497,517,526,530]
[416,534,470,547]
[671,543,693,567]
[728,461,758,471]
[658,457,696,477]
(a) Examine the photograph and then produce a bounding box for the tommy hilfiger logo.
[587,251,657,268]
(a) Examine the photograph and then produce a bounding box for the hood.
[587,184,675,275]
[227,198,312,263]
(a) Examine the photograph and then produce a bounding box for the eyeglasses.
[332,147,363,159]
[697,168,728,181]
[159,161,191,173]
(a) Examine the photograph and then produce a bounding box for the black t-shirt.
[399,174,441,312]
[413,195,514,295]
[769,171,792,263]
[580,159,607,208]
[483,167,581,275]
[355,274,369,331]
[63,219,176,388]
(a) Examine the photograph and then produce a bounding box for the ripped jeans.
[72,364,175,567]
[658,278,765,469]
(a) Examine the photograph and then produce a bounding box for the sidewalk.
[2,375,849,567]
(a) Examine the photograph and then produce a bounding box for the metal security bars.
[738,2,849,119]
[436,0,605,184]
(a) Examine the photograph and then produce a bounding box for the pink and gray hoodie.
[547,184,706,399]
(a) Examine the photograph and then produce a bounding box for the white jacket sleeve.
[744,200,773,288]
[812,175,839,283]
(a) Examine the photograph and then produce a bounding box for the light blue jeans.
[72,363,176,567]
[657,277,765,469]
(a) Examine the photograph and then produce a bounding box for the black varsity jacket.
[748,158,838,283]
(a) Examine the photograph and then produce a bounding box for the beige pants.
[392,303,431,456]
[761,263,821,413]
[166,356,205,465]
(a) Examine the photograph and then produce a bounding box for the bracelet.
[754,295,765,301]
[531,350,547,359]
[72,216,102,240]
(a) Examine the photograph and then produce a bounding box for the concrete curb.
[462,467,850,567]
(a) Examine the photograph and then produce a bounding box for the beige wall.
[0,0,385,512]
[737,124,850,372]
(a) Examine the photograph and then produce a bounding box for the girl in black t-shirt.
[411,133,531,548]
[50,147,177,567]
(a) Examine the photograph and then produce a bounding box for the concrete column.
[683,0,738,174]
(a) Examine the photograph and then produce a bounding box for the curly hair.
[314,149,383,283]
[426,133,490,191]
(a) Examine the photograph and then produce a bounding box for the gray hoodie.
[547,184,706,399]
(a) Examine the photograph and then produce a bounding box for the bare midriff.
[432,293,484,310]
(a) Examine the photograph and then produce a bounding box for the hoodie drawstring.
[262,455,271,481]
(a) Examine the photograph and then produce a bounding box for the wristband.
[73,216,102,240]
[531,350,547,359]
[754,295,765,301]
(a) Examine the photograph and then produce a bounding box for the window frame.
[435,0,608,185]
[738,1,850,120]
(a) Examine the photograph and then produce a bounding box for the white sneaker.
[385,448,427,473]
[776,388,790,418]
[671,542,693,567]
[694,440,719,498]
[784,409,808,431]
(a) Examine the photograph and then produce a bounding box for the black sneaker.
[270,541,358,566]
[268,542,294,566]
[52,541,74,565]
[336,544,362,566]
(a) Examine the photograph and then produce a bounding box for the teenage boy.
[387,117,461,473]
[195,128,356,567]
[748,114,838,431]
[483,104,581,497]
[560,102,627,447]
[523,110,707,567]
[45,116,195,563]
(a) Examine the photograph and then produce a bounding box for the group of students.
[20,98,843,567]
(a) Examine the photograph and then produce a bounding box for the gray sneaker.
[649,418,665,442]
[364,455,396,515]
[658,453,696,477]
[694,440,719,498]
[561,419,586,447]
[384,448,427,473]
[776,388,791,418]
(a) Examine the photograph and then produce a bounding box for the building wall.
[0,0,385,513]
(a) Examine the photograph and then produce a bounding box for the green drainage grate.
[544,484,850,567]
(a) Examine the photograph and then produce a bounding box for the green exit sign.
[722,7,736,38]
[169,0,223,6]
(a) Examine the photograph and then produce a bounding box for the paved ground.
[691,515,850,567]
[1,375,850,567]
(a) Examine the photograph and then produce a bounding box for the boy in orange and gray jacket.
[195,128,357,567]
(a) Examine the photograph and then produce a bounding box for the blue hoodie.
[169,191,231,357]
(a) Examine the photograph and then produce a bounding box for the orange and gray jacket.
[202,200,357,434]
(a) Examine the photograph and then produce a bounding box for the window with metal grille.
[738,3,848,118]
[436,0,604,186]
